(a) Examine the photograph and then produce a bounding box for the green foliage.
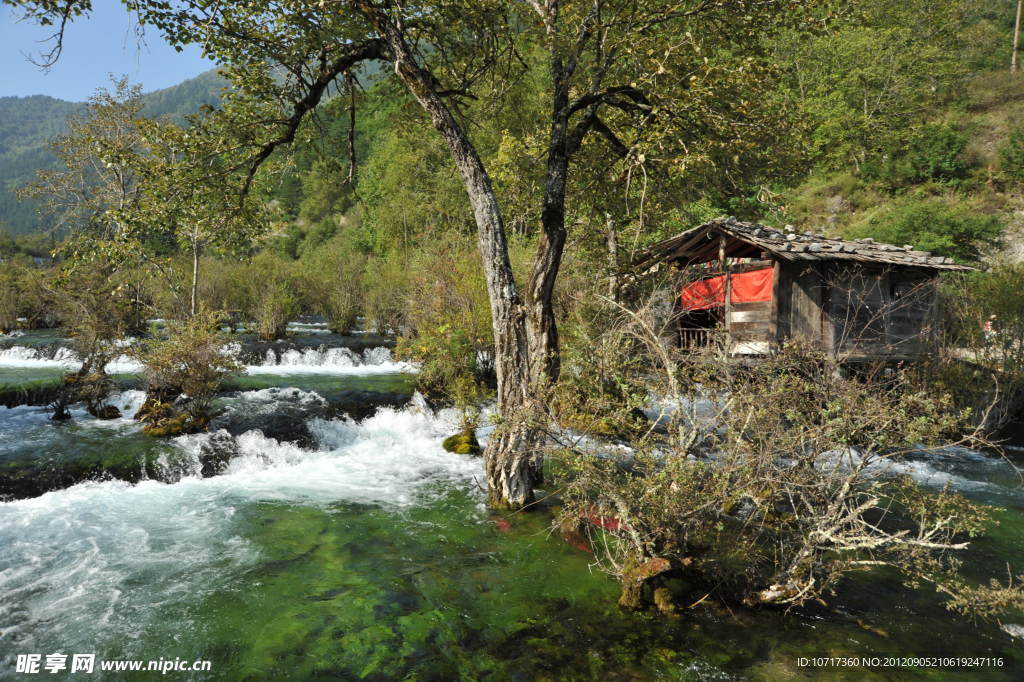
[299,159,353,224]
[924,264,1024,432]
[781,0,971,169]
[998,125,1024,181]
[903,124,969,184]
[395,237,493,411]
[249,254,301,341]
[0,257,55,331]
[269,225,304,260]
[301,236,366,335]
[134,309,241,434]
[846,200,1001,262]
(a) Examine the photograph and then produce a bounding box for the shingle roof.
[635,216,974,272]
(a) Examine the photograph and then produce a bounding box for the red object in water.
[494,518,511,532]
[585,512,624,532]
[680,267,773,311]
[570,539,593,553]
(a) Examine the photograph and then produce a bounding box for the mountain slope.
[0,69,226,236]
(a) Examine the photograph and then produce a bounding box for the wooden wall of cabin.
[778,261,828,349]
[823,265,937,359]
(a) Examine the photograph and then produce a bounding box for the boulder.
[442,429,482,455]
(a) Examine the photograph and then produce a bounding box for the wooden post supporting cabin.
[720,233,731,343]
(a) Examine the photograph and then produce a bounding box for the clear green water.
[222,372,416,400]
[0,347,1021,679]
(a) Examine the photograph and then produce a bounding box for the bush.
[269,225,305,260]
[846,200,1001,262]
[0,260,56,331]
[302,237,366,335]
[395,238,493,415]
[50,267,141,419]
[925,264,1024,432]
[134,310,240,436]
[199,257,255,328]
[248,254,301,340]
[253,282,300,341]
[904,124,969,183]
[362,255,410,335]
[0,272,16,334]
[999,126,1024,181]
[551,299,1024,622]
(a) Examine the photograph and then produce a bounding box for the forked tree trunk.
[360,3,541,508]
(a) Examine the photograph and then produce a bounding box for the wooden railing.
[679,328,713,349]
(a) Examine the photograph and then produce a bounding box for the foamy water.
[0,399,480,656]
[249,346,412,375]
[0,343,412,377]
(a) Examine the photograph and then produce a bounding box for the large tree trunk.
[359,2,539,508]
[521,58,573,484]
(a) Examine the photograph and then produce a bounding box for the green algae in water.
[182,492,714,681]
[1,398,1022,680]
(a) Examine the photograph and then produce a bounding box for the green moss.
[442,429,481,455]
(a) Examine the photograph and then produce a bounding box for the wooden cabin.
[634,217,973,362]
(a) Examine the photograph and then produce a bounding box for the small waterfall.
[0,345,76,368]
[249,346,412,375]
[0,345,142,373]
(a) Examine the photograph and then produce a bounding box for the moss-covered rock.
[89,404,122,420]
[143,410,209,438]
[442,429,481,455]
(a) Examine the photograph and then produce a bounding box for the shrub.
[248,254,301,340]
[0,272,16,334]
[924,264,1024,432]
[302,238,366,335]
[362,255,410,335]
[253,282,300,341]
[134,310,240,436]
[395,238,492,416]
[551,299,1024,622]
[999,126,1024,181]
[51,267,139,419]
[846,200,1001,262]
[199,257,255,329]
[904,124,969,183]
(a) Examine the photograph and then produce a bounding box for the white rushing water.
[0,344,412,376]
[0,396,480,658]
[249,346,413,375]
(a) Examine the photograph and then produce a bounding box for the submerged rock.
[0,441,164,501]
[90,404,122,420]
[209,387,410,446]
[442,429,481,455]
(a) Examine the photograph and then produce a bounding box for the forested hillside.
[197,0,1019,269]
[0,69,225,236]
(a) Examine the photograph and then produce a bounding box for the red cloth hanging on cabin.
[680,267,773,311]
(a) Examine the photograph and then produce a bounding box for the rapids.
[0,329,1022,679]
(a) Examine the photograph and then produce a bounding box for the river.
[0,325,1022,679]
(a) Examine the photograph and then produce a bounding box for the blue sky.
[1,3,215,101]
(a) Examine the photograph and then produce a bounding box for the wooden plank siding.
[781,262,827,350]
[823,265,937,360]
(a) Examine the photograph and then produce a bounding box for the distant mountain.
[0,69,227,237]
